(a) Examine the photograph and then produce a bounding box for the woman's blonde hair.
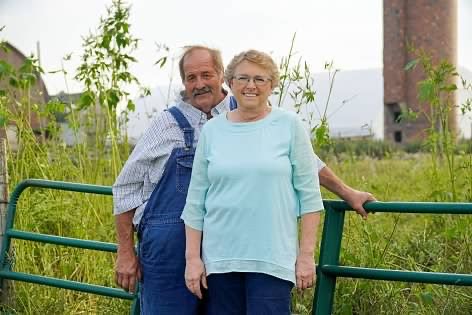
[225,50,279,89]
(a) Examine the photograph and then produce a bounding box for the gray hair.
[224,50,279,89]
[178,45,224,82]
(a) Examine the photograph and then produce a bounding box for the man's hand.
[344,189,376,220]
[115,246,141,293]
[318,166,376,219]
[185,257,207,299]
[115,210,139,293]
[295,252,316,290]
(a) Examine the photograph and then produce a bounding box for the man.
[113,45,375,314]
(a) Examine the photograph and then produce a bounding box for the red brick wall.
[383,0,457,143]
[0,43,49,134]
[383,0,407,103]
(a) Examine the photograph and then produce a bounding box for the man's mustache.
[192,86,212,97]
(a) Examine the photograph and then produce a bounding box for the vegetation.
[292,154,472,315]
[1,1,472,314]
[276,33,333,150]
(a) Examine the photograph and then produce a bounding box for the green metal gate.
[0,179,138,314]
[1,179,472,314]
[313,200,472,314]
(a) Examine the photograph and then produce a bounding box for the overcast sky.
[1,0,471,97]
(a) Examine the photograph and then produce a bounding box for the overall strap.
[229,95,238,110]
[168,106,194,149]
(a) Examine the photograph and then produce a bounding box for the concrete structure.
[383,0,458,144]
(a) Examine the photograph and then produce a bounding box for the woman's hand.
[185,257,207,299]
[295,252,316,290]
[297,212,320,290]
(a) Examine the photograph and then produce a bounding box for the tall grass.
[3,150,472,314]
[330,156,471,315]
[291,155,472,315]
[1,1,138,313]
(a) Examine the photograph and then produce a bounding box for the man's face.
[182,49,225,112]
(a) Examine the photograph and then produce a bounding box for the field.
[1,146,471,314]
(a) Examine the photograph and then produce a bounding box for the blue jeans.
[206,272,293,315]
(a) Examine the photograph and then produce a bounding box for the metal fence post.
[313,202,346,315]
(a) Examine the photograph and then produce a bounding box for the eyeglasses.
[232,75,272,86]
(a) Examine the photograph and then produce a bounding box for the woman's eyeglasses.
[232,75,272,86]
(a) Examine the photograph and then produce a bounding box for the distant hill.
[126,67,472,144]
[290,68,383,139]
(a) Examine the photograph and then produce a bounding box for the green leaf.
[312,120,330,148]
[122,23,129,33]
[116,33,124,48]
[78,91,95,109]
[106,89,120,109]
[404,59,419,71]
[398,108,419,122]
[127,100,135,112]
[102,34,111,49]
[46,100,65,113]
[461,98,472,115]
[441,83,457,92]
[19,72,38,88]
[0,60,13,78]
[418,80,435,102]
[63,53,72,61]
[9,77,18,88]
[324,61,333,70]
[0,112,8,127]
[154,56,167,68]
[303,90,316,102]
[48,69,64,74]
[141,87,151,97]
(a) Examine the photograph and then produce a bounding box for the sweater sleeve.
[180,127,210,231]
[290,116,324,215]
[314,153,326,171]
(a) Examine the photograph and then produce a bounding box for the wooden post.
[0,138,11,304]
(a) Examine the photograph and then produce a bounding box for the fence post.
[0,138,11,304]
[313,202,346,315]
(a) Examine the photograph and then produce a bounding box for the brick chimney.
[383,0,457,144]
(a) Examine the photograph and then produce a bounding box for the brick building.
[383,0,457,144]
[0,42,49,145]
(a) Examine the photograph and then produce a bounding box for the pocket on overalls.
[139,221,185,271]
[176,153,194,193]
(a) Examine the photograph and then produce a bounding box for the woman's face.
[230,60,273,110]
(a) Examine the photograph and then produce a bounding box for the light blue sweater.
[181,107,324,283]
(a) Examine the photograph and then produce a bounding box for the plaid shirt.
[112,95,325,226]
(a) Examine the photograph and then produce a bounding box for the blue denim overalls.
[138,99,236,315]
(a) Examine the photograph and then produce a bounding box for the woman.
[181,49,324,314]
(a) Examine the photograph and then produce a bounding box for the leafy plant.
[405,47,468,201]
[75,0,145,177]
[276,33,337,150]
